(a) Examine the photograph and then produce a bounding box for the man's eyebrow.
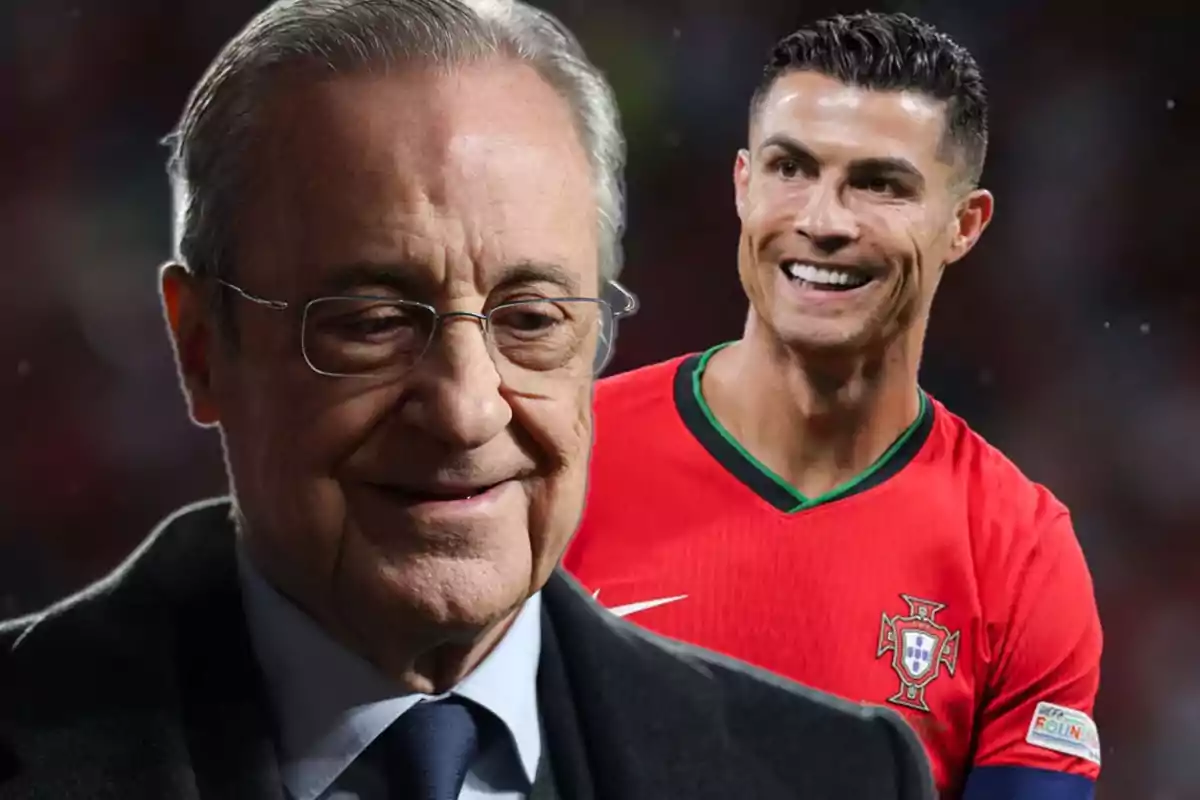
[314,263,427,297]
[313,259,584,297]
[492,260,582,295]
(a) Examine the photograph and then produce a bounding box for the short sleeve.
[971,510,1102,780]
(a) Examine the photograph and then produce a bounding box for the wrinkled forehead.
[752,71,950,174]
[235,59,600,300]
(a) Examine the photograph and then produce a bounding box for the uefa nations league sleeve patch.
[1025,701,1102,765]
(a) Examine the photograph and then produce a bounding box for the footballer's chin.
[768,312,881,354]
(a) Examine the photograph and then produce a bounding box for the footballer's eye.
[769,155,815,181]
[776,158,801,179]
[853,175,912,198]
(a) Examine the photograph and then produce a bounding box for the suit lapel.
[164,504,284,800]
[540,570,661,800]
[536,605,595,800]
[538,570,762,800]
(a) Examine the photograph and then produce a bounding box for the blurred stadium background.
[1,0,1196,796]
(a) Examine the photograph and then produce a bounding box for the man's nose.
[793,181,860,254]
[402,316,512,449]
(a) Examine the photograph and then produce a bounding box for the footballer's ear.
[733,148,752,221]
[160,262,220,426]
[945,188,994,265]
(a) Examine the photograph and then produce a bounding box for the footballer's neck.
[702,316,925,498]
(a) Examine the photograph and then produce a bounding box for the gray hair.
[165,0,626,296]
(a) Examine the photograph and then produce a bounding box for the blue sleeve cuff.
[963,766,1095,800]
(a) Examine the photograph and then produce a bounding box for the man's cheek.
[574,382,593,443]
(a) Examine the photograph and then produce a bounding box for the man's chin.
[346,550,531,635]
[334,557,529,691]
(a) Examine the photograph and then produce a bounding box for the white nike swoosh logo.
[592,589,689,618]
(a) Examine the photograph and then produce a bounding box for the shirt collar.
[236,544,543,800]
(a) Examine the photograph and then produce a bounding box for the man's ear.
[944,188,994,266]
[160,262,221,426]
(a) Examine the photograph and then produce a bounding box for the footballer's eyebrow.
[759,133,925,189]
[758,134,822,171]
[848,157,926,190]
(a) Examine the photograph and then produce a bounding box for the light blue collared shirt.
[236,547,543,800]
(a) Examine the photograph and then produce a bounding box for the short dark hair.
[751,12,988,187]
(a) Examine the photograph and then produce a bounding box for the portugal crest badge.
[877,594,960,712]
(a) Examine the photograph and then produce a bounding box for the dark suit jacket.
[0,499,934,799]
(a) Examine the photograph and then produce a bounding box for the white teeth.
[785,262,868,287]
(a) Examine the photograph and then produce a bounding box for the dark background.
[1,1,1197,796]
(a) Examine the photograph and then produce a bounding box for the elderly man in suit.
[0,1,934,798]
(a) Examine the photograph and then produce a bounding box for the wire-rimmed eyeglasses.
[217,278,638,384]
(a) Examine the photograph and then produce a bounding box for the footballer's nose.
[794,182,860,253]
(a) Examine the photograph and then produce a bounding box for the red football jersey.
[566,348,1103,797]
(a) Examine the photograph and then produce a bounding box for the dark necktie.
[379,698,484,800]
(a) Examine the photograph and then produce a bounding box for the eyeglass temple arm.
[606,279,639,318]
[218,279,289,311]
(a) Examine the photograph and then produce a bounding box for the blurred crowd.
[1,0,1196,796]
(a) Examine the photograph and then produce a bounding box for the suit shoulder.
[683,636,915,730]
[0,580,153,677]
[624,622,933,795]
[0,614,35,656]
[0,500,228,670]
[544,575,936,796]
